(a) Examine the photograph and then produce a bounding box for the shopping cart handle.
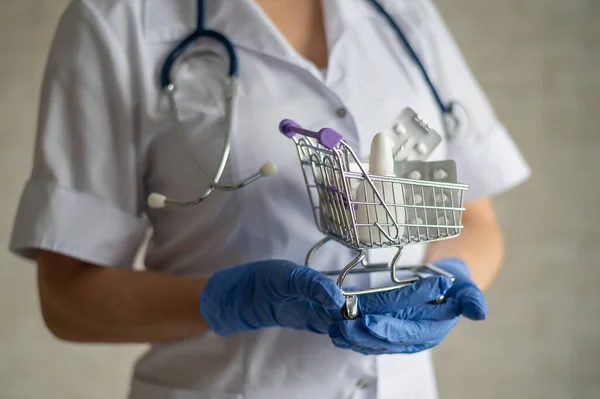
[279,119,343,150]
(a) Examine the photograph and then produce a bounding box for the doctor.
[9,0,530,398]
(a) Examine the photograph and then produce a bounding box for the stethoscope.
[147,0,468,210]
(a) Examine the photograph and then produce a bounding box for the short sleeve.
[9,0,149,267]
[414,0,531,201]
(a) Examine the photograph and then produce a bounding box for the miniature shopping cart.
[279,118,469,319]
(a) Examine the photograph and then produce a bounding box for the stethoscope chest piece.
[147,7,277,210]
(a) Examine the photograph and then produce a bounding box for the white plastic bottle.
[354,133,406,245]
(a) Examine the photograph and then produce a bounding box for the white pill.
[433,169,448,180]
[437,216,447,225]
[413,194,423,204]
[411,217,424,225]
[435,193,449,203]
[409,170,422,180]
[415,143,428,155]
[393,123,407,135]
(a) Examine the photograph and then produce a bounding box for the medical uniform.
[9,0,530,398]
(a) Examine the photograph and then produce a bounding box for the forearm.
[38,251,210,343]
[424,197,504,291]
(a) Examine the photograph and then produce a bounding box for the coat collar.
[144,0,379,72]
[205,0,378,67]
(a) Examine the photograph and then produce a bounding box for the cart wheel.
[342,295,358,320]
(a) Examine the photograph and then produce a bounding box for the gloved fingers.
[331,337,391,355]
[394,342,438,354]
[358,276,452,315]
[332,340,434,355]
[285,266,345,309]
[331,317,455,350]
[304,316,329,335]
[329,323,441,355]
[394,298,461,321]
[362,314,459,345]
[307,301,340,333]
[427,259,487,320]
[277,299,333,334]
[450,282,487,320]
[329,321,391,353]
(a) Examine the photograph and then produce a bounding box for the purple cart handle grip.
[279,119,343,150]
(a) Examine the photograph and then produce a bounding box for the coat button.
[356,379,369,389]
[336,107,348,118]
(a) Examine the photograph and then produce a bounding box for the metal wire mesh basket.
[279,119,468,318]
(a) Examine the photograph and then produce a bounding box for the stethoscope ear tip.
[148,193,167,209]
[260,161,278,177]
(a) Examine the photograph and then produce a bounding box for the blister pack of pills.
[394,160,462,240]
[387,107,443,162]
[394,160,458,184]
[356,107,443,168]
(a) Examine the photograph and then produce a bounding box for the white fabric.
[9,0,530,398]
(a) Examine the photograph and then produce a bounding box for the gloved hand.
[200,259,345,336]
[329,259,487,355]
[434,258,488,320]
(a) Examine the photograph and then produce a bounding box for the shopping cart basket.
[279,119,468,319]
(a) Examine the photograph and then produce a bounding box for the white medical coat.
[9,0,530,398]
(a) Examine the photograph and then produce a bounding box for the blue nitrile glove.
[433,258,488,320]
[200,259,345,336]
[329,260,487,355]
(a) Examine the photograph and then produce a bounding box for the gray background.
[1,0,598,398]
